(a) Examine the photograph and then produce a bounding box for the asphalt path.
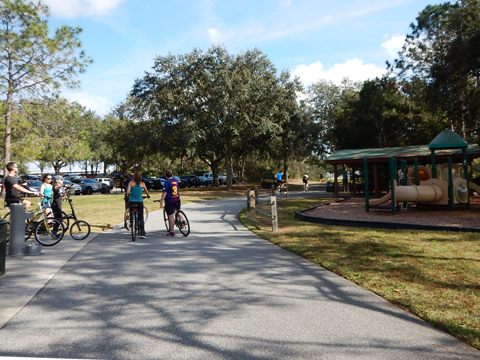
[0,197,478,359]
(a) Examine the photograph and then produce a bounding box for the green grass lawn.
[0,187,247,233]
[239,197,480,350]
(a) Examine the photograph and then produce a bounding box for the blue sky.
[44,0,442,116]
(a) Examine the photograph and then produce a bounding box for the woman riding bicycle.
[126,171,150,239]
[160,169,181,237]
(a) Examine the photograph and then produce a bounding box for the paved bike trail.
[0,197,478,359]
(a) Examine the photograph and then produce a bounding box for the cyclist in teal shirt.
[126,171,150,239]
[40,174,54,218]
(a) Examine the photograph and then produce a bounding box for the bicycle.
[60,191,91,240]
[274,180,288,197]
[3,202,65,246]
[128,196,149,241]
[154,200,190,236]
[303,179,309,192]
[124,196,148,230]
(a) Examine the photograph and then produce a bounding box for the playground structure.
[368,162,471,208]
[363,129,478,214]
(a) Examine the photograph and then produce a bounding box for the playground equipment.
[364,155,474,214]
[368,163,469,207]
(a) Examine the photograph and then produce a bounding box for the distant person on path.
[126,171,150,238]
[3,161,39,208]
[275,170,284,190]
[303,174,309,191]
[160,169,181,236]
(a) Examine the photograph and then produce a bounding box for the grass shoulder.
[239,196,480,350]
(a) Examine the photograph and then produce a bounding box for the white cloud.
[44,0,125,19]
[292,59,386,86]
[207,27,224,44]
[381,34,405,58]
[64,91,111,116]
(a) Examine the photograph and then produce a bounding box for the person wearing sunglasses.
[40,174,54,218]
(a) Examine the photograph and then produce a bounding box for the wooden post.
[247,190,256,210]
[363,158,369,212]
[271,195,278,232]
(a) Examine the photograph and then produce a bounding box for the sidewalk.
[0,198,478,359]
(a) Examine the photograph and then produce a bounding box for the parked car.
[95,177,113,191]
[196,175,210,187]
[63,179,82,195]
[98,182,110,194]
[22,174,40,182]
[71,177,103,195]
[143,176,164,190]
[180,175,198,188]
[202,173,215,186]
[25,180,42,193]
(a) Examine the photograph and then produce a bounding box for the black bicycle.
[154,200,190,236]
[128,196,149,241]
[129,203,142,241]
[61,191,91,240]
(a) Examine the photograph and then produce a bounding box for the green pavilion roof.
[326,144,480,164]
[429,129,468,150]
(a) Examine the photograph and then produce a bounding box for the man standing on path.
[160,169,181,236]
[3,161,39,208]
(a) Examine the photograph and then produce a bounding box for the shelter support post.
[389,157,397,214]
[363,158,369,212]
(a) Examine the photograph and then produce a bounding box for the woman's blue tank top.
[130,184,143,202]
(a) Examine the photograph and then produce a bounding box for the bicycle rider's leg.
[138,203,145,236]
[165,202,175,235]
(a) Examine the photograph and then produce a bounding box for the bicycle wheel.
[34,218,64,246]
[70,220,91,240]
[124,208,130,230]
[163,208,169,231]
[131,211,137,242]
[176,210,190,237]
[61,211,70,230]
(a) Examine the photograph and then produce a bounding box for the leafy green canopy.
[0,0,91,165]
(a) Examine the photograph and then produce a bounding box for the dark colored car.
[181,175,201,188]
[25,180,42,193]
[144,177,164,190]
[22,174,40,182]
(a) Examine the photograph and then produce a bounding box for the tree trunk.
[3,87,14,167]
[225,144,234,190]
[283,156,289,183]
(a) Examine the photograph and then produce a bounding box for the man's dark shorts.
[165,200,180,215]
